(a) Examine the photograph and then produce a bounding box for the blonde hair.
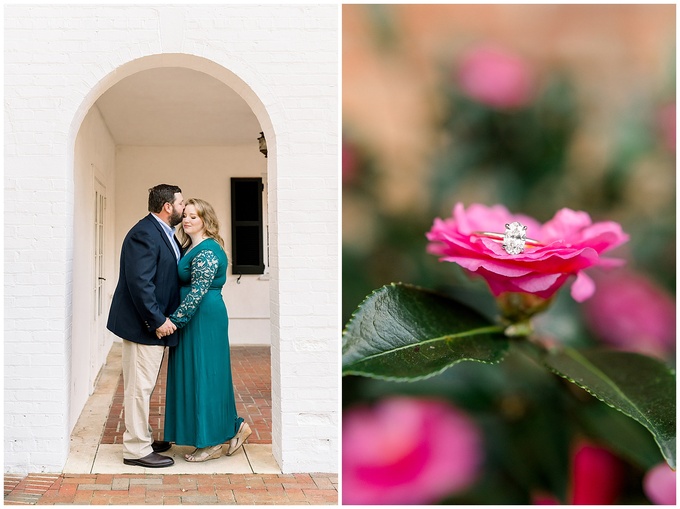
[177,198,226,250]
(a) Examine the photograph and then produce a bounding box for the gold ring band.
[473,231,541,245]
[471,222,543,255]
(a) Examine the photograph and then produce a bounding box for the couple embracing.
[106,184,251,468]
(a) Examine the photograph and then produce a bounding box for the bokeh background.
[342,4,675,505]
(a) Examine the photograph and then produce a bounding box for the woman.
[162,198,252,462]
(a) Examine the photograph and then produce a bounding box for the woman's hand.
[156,317,177,338]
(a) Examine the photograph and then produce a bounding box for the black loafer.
[123,452,174,468]
[152,440,172,453]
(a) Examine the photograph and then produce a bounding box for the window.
[230,177,265,275]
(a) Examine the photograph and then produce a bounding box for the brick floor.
[5,475,24,496]
[5,346,338,505]
[102,346,272,445]
[4,475,61,505]
[4,473,338,505]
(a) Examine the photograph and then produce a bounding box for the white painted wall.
[5,4,339,475]
[71,105,117,430]
[113,145,270,345]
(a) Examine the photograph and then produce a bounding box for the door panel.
[92,178,106,387]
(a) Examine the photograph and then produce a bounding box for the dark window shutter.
[230,178,265,274]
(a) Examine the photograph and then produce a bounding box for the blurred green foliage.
[342,9,675,503]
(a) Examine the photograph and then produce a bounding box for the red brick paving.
[102,345,272,445]
[5,346,338,505]
[4,473,338,505]
[4,474,24,496]
[4,475,61,505]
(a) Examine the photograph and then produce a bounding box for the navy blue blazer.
[107,214,181,347]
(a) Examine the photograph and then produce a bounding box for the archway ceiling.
[95,67,261,146]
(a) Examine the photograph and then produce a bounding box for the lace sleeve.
[169,249,219,329]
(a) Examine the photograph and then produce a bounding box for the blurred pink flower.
[571,443,625,505]
[583,270,675,358]
[342,397,482,505]
[426,203,628,303]
[532,443,625,504]
[656,102,675,152]
[457,45,535,109]
[644,462,676,505]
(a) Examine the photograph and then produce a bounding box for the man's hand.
[156,318,177,339]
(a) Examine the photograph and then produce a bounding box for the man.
[107,184,184,468]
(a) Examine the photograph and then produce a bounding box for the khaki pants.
[121,340,165,459]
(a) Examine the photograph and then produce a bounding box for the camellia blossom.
[570,443,625,505]
[583,270,675,358]
[643,462,676,505]
[457,45,535,109]
[532,442,626,504]
[426,203,629,303]
[342,397,482,505]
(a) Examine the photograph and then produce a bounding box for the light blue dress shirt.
[152,214,180,262]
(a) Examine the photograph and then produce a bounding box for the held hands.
[156,317,177,339]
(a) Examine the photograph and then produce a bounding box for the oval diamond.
[503,221,527,255]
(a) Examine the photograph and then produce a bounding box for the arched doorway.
[69,53,279,465]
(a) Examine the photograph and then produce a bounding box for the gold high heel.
[227,422,252,456]
[184,444,223,462]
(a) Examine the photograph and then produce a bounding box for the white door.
[91,178,107,388]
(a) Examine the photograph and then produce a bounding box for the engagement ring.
[472,221,542,255]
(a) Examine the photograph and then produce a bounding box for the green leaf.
[342,283,508,381]
[541,347,676,468]
[577,400,664,470]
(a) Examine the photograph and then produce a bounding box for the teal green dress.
[165,238,243,448]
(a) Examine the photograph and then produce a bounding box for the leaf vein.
[348,325,505,364]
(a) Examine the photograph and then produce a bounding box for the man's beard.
[169,209,183,227]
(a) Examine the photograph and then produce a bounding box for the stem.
[503,319,534,338]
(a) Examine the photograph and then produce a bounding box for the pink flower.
[342,397,482,505]
[533,443,625,504]
[457,45,535,109]
[570,443,625,504]
[583,270,675,358]
[426,203,628,303]
[644,462,676,505]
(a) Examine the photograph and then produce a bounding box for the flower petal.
[426,203,628,303]
[571,271,595,302]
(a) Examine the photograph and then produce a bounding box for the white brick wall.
[5,4,339,474]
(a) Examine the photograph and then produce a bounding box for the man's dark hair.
[148,184,182,213]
